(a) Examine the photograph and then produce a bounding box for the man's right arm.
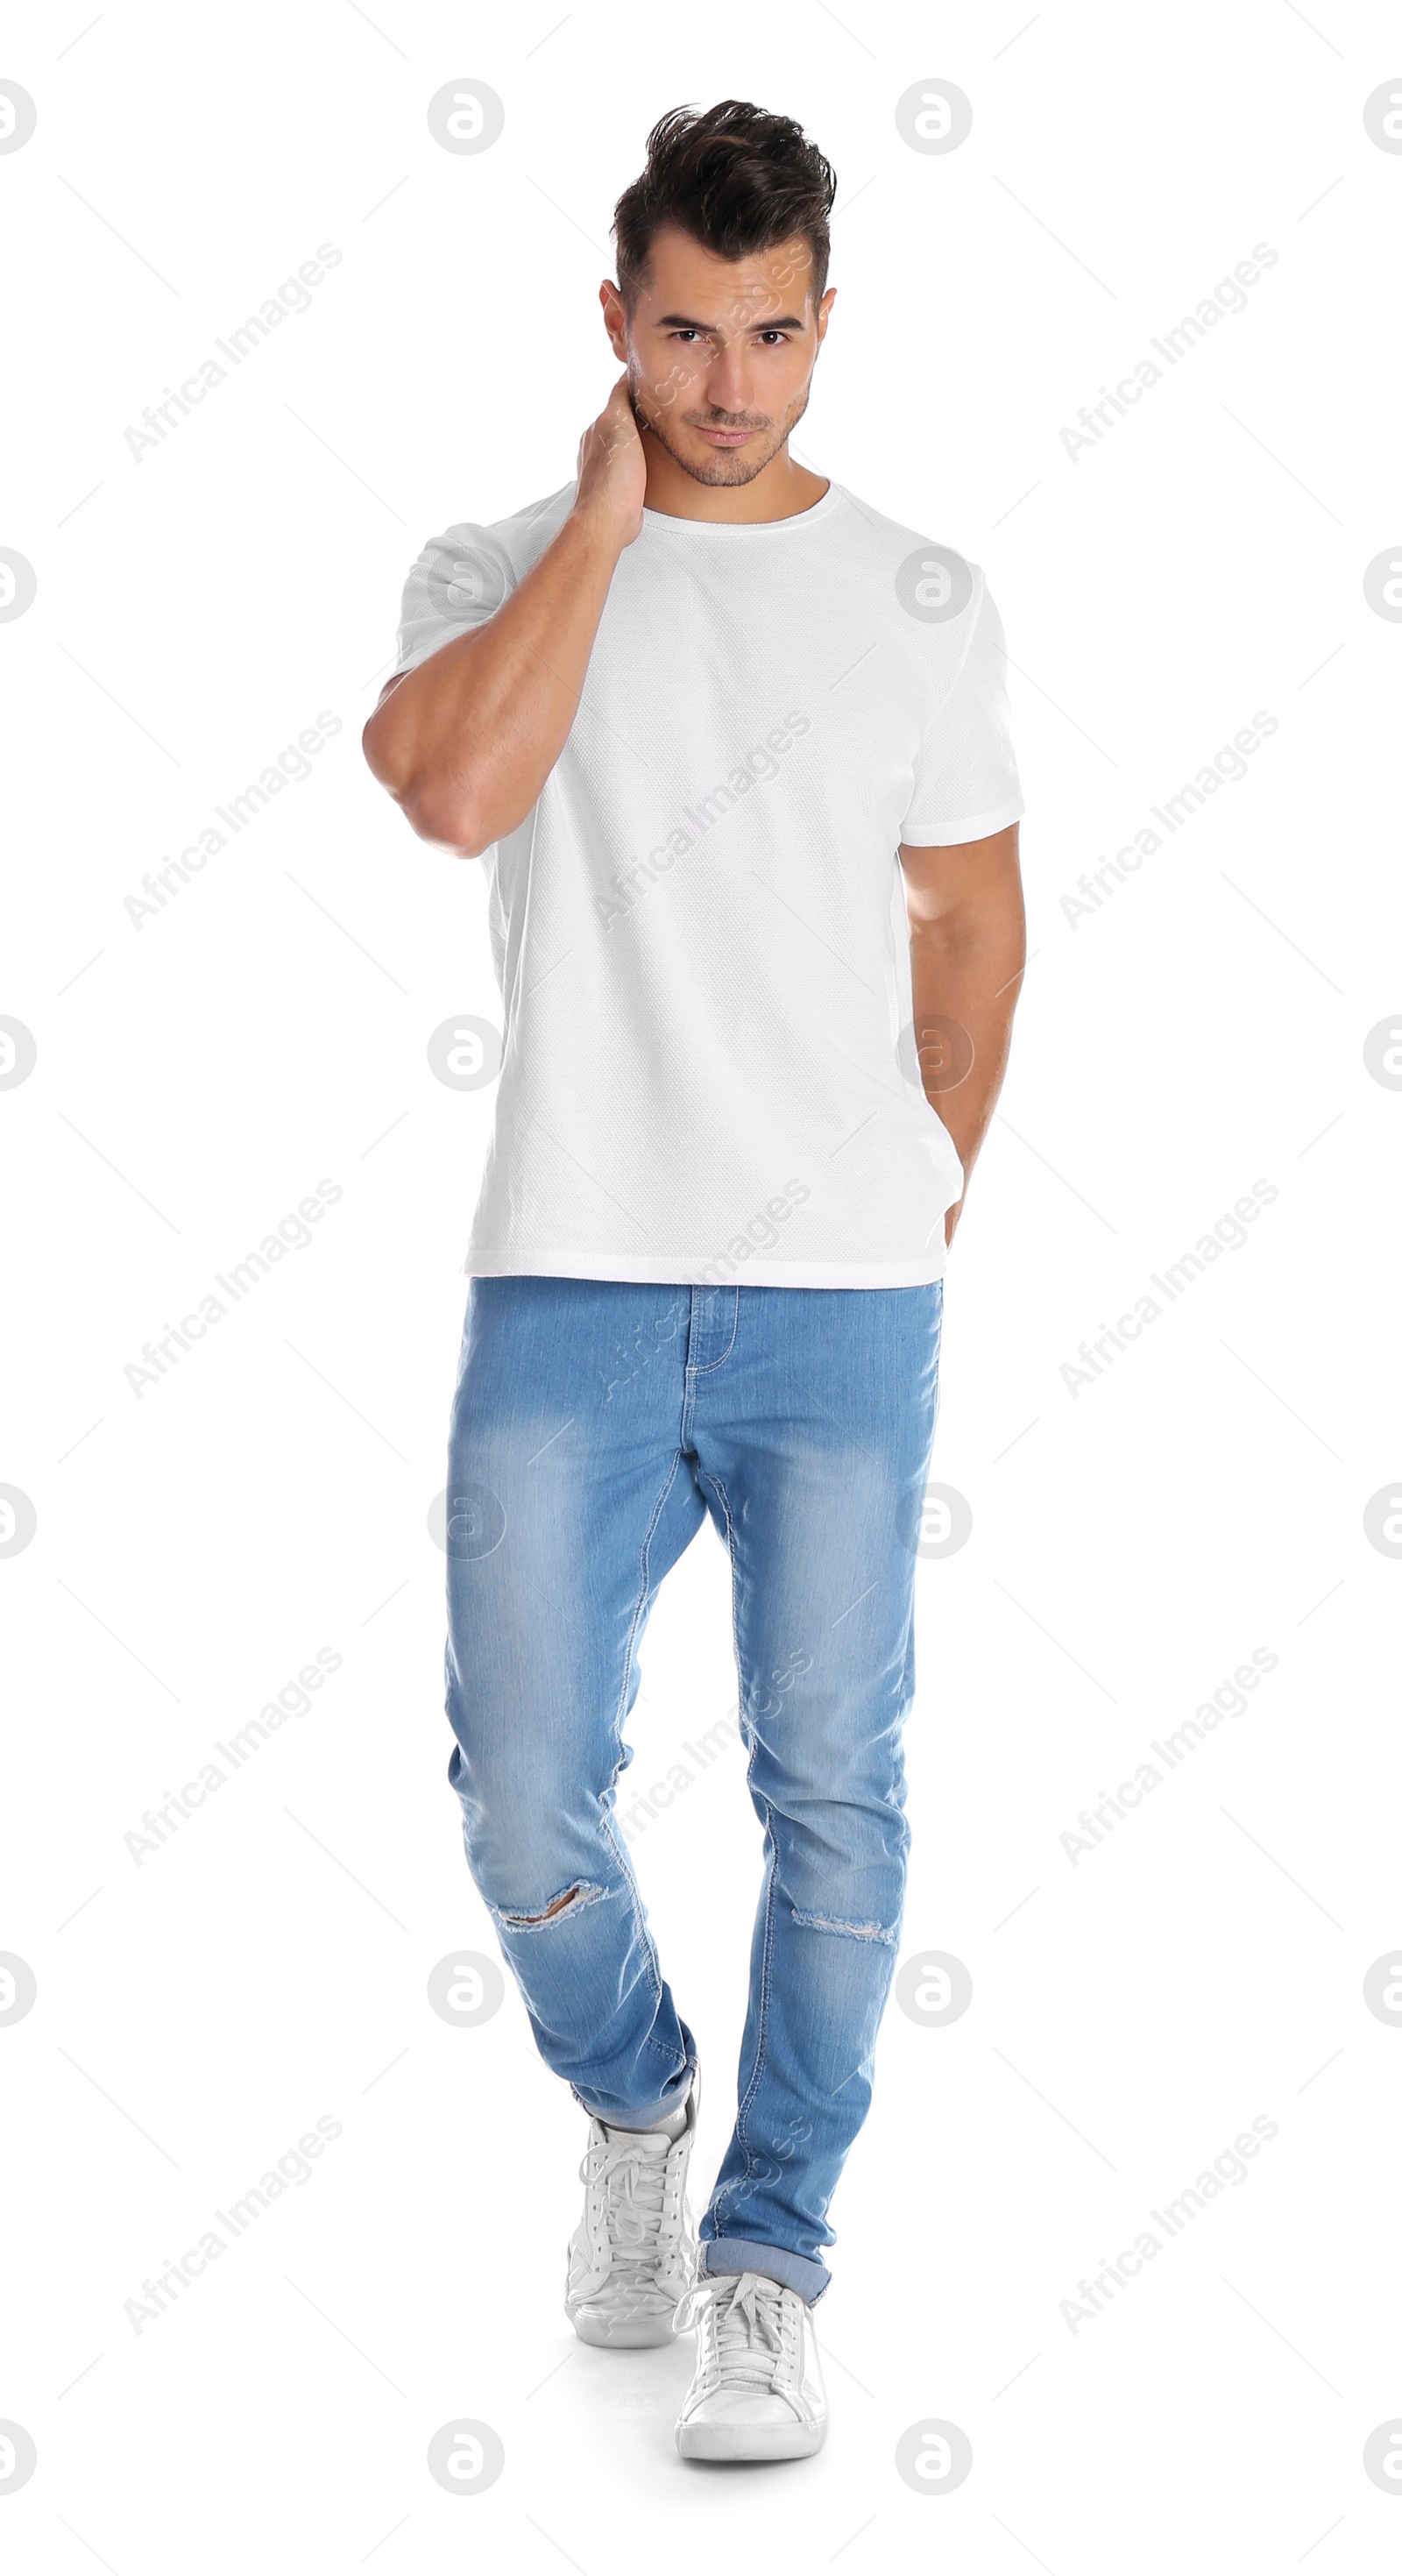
[362,374,646,858]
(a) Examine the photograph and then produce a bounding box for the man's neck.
[640,433,830,525]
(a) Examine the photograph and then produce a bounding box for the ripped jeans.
[443,1273,943,2303]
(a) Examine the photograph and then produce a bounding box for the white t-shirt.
[392,479,1023,1288]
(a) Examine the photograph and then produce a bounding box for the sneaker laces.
[579,2132,675,2278]
[676,2271,794,2392]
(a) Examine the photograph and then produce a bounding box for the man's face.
[603,224,834,487]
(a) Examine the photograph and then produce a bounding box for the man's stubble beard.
[627,373,813,488]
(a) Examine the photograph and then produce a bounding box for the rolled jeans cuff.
[570,2032,697,2132]
[697,2238,832,2306]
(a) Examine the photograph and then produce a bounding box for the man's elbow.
[399,788,492,858]
[401,779,492,858]
[363,728,488,858]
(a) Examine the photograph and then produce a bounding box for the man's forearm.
[910,919,1025,1238]
[362,504,626,855]
[363,374,648,855]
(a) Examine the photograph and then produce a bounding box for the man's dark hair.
[612,101,837,316]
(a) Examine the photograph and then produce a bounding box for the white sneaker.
[674,2269,828,2460]
[563,2077,700,2348]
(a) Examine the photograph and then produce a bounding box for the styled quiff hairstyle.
[612,100,837,315]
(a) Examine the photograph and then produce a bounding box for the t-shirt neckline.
[640,479,841,536]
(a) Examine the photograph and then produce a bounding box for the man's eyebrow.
[653,311,807,332]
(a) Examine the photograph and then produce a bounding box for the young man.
[364,99,1025,2464]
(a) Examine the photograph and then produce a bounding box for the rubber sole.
[569,2307,684,2348]
[675,2416,827,2462]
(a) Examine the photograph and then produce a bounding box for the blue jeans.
[443,1274,943,2304]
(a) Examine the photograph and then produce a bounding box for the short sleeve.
[392,523,517,679]
[899,578,1024,847]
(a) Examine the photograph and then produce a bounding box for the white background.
[4,1,1400,2566]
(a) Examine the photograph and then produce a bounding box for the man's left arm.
[898,822,1025,1247]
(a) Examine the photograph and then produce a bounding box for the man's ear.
[599,279,628,363]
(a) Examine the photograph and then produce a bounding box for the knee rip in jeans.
[495,1879,605,1933]
[790,1905,896,1946]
